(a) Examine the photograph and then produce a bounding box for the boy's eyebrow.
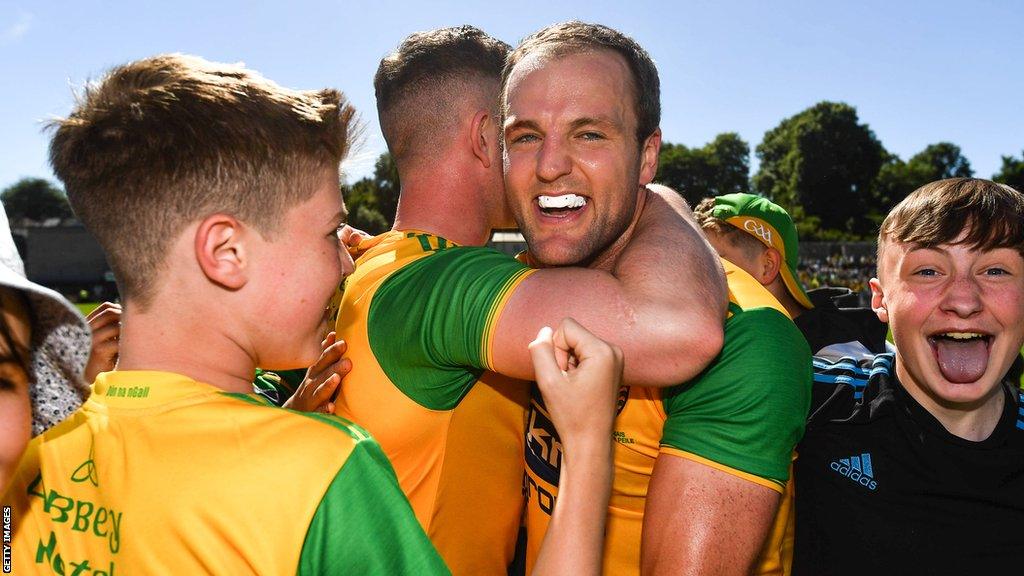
[330,208,347,225]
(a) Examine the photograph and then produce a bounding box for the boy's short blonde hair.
[878,178,1024,269]
[49,54,356,306]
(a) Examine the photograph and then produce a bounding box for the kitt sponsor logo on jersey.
[830,453,877,491]
[615,386,630,415]
[526,402,562,479]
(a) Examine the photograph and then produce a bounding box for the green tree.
[1,178,72,224]
[994,150,1024,193]
[905,142,973,184]
[753,101,886,238]
[339,152,401,235]
[342,178,389,235]
[372,152,400,224]
[872,143,974,214]
[656,133,750,206]
[872,154,915,216]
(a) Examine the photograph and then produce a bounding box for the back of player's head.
[693,197,769,261]
[49,54,356,307]
[375,26,510,164]
[879,178,1024,261]
[502,20,660,145]
[694,193,813,309]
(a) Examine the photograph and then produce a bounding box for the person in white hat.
[0,207,91,492]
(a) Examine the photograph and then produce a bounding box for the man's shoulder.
[358,232,525,297]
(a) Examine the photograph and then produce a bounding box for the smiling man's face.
[872,235,1024,411]
[502,49,658,267]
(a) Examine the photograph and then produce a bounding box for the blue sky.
[1,0,1021,190]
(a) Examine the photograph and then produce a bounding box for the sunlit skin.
[0,287,33,493]
[704,231,763,278]
[248,169,355,370]
[871,237,1024,440]
[503,49,660,268]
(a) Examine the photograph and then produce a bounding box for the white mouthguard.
[537,194,587,209]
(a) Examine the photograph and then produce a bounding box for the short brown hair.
[375,26,510,162]
[693,197,768,260]
[879,178,1024,260]
[502,21,660,144]
[49,54,355,306]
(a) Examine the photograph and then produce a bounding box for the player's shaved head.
[374,26,510,166]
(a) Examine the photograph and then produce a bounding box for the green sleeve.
[297,439,450,575]
[367,244,531,410]
[253,369,306,407]
[660,307,812,484]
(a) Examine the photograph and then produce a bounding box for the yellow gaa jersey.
[334,231,535,575]
[523,260,812,575]
[1,371,447,575]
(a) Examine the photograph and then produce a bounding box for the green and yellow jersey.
[334,230,536,575]
[523,260,812,575]
[1,371,446,575]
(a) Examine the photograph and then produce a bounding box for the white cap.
[0,209,90,434]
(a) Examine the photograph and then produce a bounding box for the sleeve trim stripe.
[481,268,538,369]
[658,447,786,493]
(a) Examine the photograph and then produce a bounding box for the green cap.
[710,193,813,309]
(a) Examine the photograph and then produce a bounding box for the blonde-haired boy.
[1,54,447,574]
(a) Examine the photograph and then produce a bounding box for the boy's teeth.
[537,194,587,209]
[943,332,984,340]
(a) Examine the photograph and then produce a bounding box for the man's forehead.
[506,47,632,97]
[504,49,634,125]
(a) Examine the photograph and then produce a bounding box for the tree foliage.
[1,178,72,224]
[341,152,400,235]
[905,142,973,182]
[656,133,750,206]
[994,150,1024,193]
[873,142,974,214]
[753,102,886,239]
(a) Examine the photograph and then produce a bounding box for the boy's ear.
[195,214,249,290]
[870,278,888,323]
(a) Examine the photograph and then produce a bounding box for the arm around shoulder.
[492,185,726,387]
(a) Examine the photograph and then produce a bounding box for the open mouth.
[536,194,588,218]
[927,331,992,383]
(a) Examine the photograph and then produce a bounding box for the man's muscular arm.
[492,184,727,387]
[642,456,781,576]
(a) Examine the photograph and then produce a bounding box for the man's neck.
[391,172,495,247]
[895,358,1006,441]
[115,301,258,394]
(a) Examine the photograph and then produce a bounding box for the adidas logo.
[829,453,877,491]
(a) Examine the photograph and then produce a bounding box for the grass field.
[76,303,100,317]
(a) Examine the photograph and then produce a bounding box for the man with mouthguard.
[332,26,725,575]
